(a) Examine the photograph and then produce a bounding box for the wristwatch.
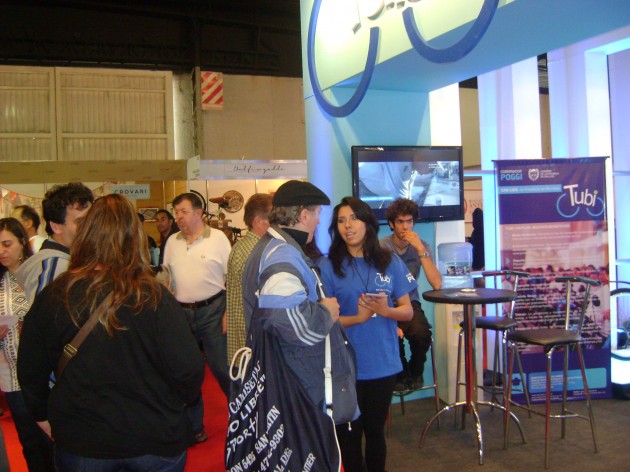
[420,251,429,259]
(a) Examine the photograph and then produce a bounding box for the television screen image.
[352,146,464,223]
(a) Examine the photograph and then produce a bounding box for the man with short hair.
[381,198,442,390]
[163,192,231,443]
[225,193,272,363]
[16,183,94,303]
[12,205,47,253]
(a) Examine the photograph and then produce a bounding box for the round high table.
[420,287,526,465]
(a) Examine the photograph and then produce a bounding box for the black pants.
[397,300,432,380]
[5,391,54,471]
[336,374,397,472]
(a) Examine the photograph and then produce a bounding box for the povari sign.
[306,0,499,117]
[111,184,151,199]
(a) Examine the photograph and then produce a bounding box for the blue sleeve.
[256,246,333,347]
[315,257,336,299]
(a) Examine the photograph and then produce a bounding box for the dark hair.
[60,194,161,334]
[14,205,42,230]
[0,217,33,277]
[303,236,324,260]
[385,198,419,227]
[243,194,272,229]
[42,183,94,236]
[172,192,203,210]
[156,209,179,235]
[156,209,175,222]
[328,196,392,277]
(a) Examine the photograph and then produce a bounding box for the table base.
[418,400,527,465]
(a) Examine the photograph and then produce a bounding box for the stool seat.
[508,328,581,347]
[464,316,518,331]
[504,275,600,469]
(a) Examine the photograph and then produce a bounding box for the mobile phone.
[364,292,385,298]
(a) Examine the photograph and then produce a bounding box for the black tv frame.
[351,145,465,224]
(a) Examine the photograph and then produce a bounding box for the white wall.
[202,75,306,160]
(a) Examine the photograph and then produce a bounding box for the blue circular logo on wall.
[307,0,499,117]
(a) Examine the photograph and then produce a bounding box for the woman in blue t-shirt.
[318,196,414,472]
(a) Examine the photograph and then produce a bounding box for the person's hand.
[400,231,425,254]
[0,325,9,341]
[356,302,373,324]
[360,292,389,317]
[37,420,52,439]
[320,297,340,323]
[397,327,404,339]
[221,312,227,335]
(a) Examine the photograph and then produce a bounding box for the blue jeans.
[182,292,229,433]
[5,390,54,471]
[54,448,186,472]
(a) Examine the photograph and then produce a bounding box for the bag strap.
[311,267,334,419]
[56,297,108,380]
[324,334,333,418]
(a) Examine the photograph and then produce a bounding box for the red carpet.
[185,368,229,471]
[0,368,228,471]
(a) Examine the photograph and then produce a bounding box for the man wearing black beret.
[227,180,358,471]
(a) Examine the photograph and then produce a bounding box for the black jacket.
[17,280,204,459]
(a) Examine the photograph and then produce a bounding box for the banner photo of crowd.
[495,157,611,402]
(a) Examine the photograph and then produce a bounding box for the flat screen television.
[351,145,464,224]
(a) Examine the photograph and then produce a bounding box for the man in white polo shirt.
[163,192,231,444]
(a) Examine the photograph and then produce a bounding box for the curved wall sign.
[307,0,499,117]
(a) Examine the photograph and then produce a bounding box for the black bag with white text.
[225,317,341,472]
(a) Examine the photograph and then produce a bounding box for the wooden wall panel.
[56,68,173,161]
[61,137,167,161]
[0,66,56,161]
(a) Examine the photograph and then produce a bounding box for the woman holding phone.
[318,196,414,472]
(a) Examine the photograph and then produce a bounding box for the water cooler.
[438,242,473,288]
[434,242,482,403]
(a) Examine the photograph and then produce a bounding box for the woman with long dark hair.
[17,194,205,471]
[318,197,414,472]
[0,217,54,471]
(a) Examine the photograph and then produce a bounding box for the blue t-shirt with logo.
[318,254,415,380]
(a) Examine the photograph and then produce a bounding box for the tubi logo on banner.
[496,156,611,402]
[496,158,607,224]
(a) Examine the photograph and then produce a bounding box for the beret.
[272,180,331,207]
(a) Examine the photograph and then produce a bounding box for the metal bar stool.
[454,270,531,419]
[504,275,600,469]
[388,336,441,436]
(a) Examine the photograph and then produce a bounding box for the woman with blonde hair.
[18,194,205,471]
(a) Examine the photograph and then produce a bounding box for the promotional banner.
[496,157,611,402]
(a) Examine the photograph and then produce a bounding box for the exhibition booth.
[299,0,630,404]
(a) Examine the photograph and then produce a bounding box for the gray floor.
[386,395,630,471]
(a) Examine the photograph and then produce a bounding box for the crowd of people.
[1,180,442,472]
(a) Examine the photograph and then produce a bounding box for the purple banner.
[496,157,611,402]
[497,158,606,224]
